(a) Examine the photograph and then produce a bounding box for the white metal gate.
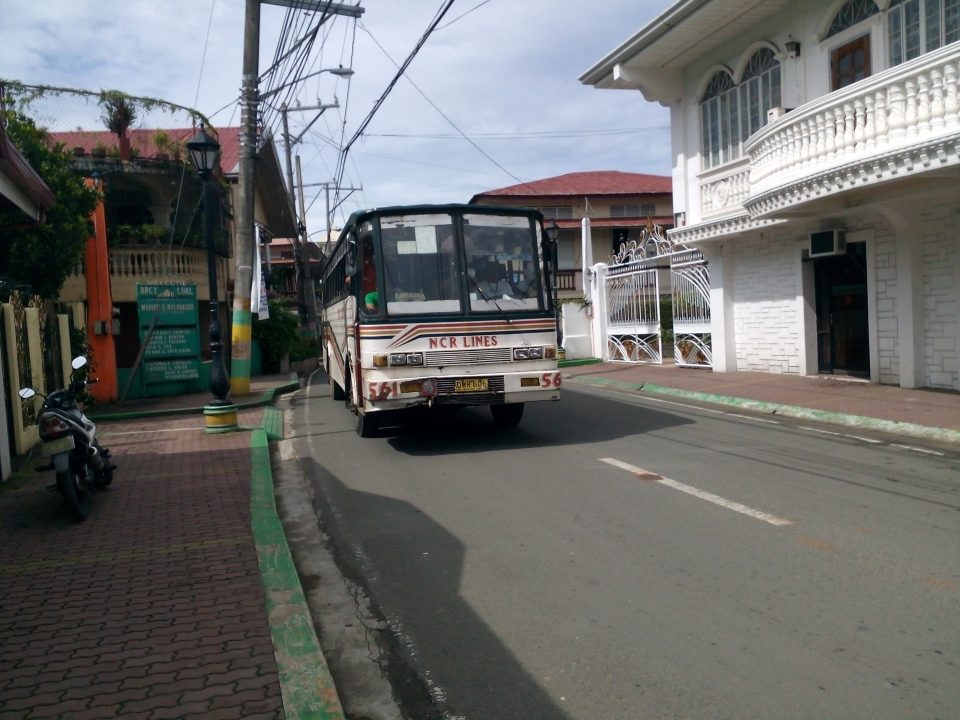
[670,249,712,368]
[603,225,711,367]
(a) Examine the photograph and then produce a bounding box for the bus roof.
[341,203,545,229]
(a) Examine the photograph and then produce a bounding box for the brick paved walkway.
[0,408,284,719]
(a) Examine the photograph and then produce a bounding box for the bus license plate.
[455,378,489,393]
[41,436,74,456]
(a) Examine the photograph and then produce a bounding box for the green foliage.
[0,111,99,299]
[290,332,320,362]
[100,94,137,136]
[251,298,300,372]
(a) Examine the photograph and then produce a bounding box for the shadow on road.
[306,371,693,455]
[300,455,576,720]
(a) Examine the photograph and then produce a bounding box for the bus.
[320,204,562,436]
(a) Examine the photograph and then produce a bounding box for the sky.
[0,0,673,239]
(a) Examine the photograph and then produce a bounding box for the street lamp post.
[187,125,237,433]
[546,221,563,353]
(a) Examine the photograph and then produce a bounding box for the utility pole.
[281,101,339,337]
[231,0,260,397]
[294,156,318,336]
[232,0,363,395]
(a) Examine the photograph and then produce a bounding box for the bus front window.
[380,214,461,315]
[463,214,544,313]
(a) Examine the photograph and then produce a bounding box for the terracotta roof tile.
[49,126,241,174]
[472,170,671,201]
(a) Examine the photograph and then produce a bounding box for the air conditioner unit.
[767,106,787,122]
[809,229,846,258]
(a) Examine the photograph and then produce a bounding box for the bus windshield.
[378,211,545,316]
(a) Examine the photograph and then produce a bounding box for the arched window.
[825,0,880,38]
[700,71,737,169]
[888,0,960,66]
[739,48,782,141]
[699,49,781,170]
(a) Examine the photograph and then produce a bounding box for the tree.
[0,111,99,298]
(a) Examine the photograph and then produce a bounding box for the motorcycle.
[18,356,115,521]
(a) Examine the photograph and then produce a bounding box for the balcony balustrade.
[59,247,230,304]
[744,43,960,218]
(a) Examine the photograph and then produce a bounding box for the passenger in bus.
[361,236,377,312]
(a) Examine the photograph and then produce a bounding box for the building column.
[891,211,925,388]
[703,242,736,372]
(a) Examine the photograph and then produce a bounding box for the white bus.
[320,204,562,436]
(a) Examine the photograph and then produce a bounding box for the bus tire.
[490,403,524,427]
[356,411,379,437]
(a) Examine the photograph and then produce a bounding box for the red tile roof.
[472,171,672,201]
[49,126,242,174]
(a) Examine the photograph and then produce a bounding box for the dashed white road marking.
[891,444,945,457]
[798,426,882,444]
[599,457,794,527]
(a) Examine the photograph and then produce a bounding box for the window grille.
[699,49,781,170]
[538,206,573,219]
[609,203,656,217]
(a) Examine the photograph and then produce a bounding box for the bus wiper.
[468,272,511,321]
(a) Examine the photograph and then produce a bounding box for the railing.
[555,269,581,293]
[59,247,230,304]
[698,156,751,218]
[746,43,960,206]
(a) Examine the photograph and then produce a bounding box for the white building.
[581,0,960,390]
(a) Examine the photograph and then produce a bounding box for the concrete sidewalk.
[0,374,342,720]
[562,359,960,446]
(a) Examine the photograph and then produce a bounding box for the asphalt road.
[277,371,960,720]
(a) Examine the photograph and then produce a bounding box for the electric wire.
[352,14,524,192]
[333,0,458,210]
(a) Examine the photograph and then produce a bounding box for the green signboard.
[136,283,201,391]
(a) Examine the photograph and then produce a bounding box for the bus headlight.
[390,352,423,366]
[373,354,388,367]
[513,347,544,360]
[544,346,556,359]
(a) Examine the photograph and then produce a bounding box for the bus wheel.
[356,411,379,437]
[490,403,524,427]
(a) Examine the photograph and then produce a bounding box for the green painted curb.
[250,427,345,720]
[88,375,301,421]
[558,357,602,368]
[568,374,960,445]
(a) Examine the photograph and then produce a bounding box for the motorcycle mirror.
[18,388,36,400]
[71,356,88,370]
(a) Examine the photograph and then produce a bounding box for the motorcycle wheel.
[57,468,92,521]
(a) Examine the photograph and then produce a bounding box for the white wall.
[730,230,805,373]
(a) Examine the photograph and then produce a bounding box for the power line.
[333,0,458,208]
[361,126,670,140]
[355,14,524,187]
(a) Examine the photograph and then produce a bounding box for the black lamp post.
[545,221,562,349]
[187,125,233,416]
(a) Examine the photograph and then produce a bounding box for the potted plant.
[92,142,107,158]
[153,130,170,162]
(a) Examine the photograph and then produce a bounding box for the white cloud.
[0,0,673,235]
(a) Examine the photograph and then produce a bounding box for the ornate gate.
[603,225,711,367]
[670,249,712,367]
